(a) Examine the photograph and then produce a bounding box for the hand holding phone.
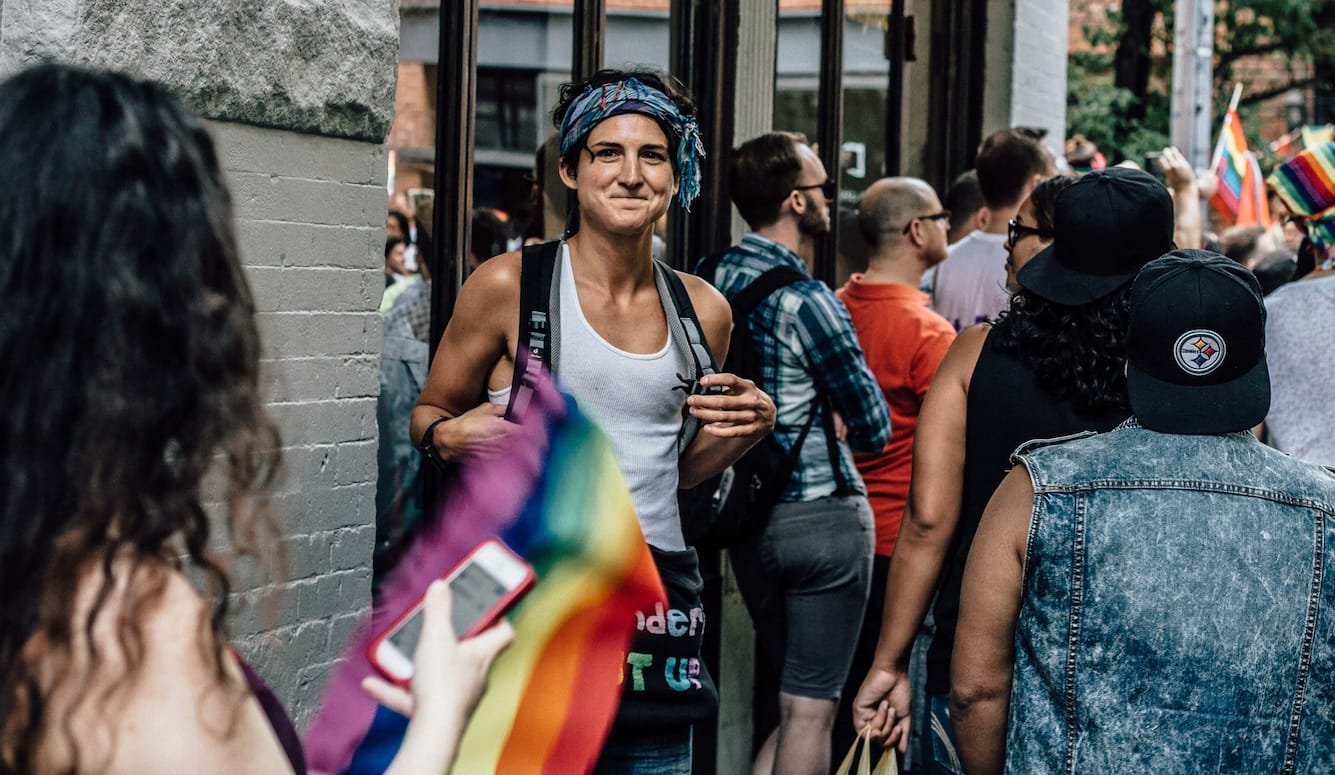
[367,538,534,688]
[361,580,515,724]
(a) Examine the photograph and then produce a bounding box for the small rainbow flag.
[304,377,664,774]
[1269,142,1335,252]
[1210,105,1271,227]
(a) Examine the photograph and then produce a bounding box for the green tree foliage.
[1068,0,1335,164]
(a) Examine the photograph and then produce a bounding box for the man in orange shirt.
[833,176,956,758]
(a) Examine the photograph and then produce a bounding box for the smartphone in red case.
[366,538,535,687]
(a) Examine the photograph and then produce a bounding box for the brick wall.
[1011,0,1070,148]
[981,0,1070,157]
[212,119,388,726]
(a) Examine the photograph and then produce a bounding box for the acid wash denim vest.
[1006,419,1335,775]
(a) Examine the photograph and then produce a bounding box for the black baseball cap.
[1017,167,1175,305]
[1126,250,1270,435]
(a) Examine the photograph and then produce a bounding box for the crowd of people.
[397,68,1335,775]
[5,56,1335,775]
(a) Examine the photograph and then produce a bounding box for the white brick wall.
[1010,0,1070,156]
[210,119,387,725]
[982,0,1070,157]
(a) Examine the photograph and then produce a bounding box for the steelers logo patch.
[1174,329,1226,376]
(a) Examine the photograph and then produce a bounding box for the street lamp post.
[1285,90,1307,131]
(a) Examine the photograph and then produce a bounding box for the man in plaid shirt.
[705,131,891,775]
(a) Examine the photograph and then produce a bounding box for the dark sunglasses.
[901,210,952,234]
[1007,218,1052,246]
[794,179,837,200]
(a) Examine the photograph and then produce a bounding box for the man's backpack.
[678,255,818,551]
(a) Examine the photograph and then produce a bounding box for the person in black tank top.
[849,168,1174,771]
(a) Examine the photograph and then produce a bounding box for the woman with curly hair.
[850,168,1175,769]
[0,64,509,775]
[1002,174,1074,291]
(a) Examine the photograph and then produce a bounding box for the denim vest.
[1007,420,1335,774]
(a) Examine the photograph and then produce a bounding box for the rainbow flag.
[1302,124,1335,150]
[304,377,664,774]
[1210,107,1271,227]
[1269,142,1335,252]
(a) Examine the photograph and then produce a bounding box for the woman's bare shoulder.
[36,557,292,774]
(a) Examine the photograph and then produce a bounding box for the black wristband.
[419,415,451,471]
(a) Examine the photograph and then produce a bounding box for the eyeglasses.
[1007,218,1052,246]
[901,210,952,234]
[794,180,836,200]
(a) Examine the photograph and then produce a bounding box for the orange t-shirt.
[836,276,956,556]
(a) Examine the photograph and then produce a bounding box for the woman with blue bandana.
[411,68,777,773]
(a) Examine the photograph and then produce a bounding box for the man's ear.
[558,156,579,190]
[907,221,926,247]
[787,188,806,216]
[1023,172,1043,198]
[974,207,991,231]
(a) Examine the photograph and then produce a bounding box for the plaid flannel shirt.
[709,233,891,502]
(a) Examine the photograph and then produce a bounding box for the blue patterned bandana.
[558,77,705,210]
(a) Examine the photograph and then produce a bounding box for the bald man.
[833,177,957,759]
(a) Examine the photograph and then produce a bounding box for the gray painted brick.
[229,172,385,228]
[260,356,380,404]
[330,524,376,572]
[335,357,382,399]
[213,120,387,184]
[339,567,374,611]
[257,311,380,360]
[282,533,331,581]
[248,267,375,315]
[290,620,330,664]
[282,444,341,495]
[232,583,301,638]
[328,612,365,654]
[269,399,374,447]
[335,440,379,487]
[284,481,376,530]
[235,219,379,270]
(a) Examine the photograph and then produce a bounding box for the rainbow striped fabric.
[1269,142,1335,252]
[1210,108,1270,227]
[303,378,664,774]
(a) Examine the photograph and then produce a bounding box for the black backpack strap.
[726,266,837,488]
[820,395,856,496]
[506,239,561,421]
[731,266,808,318]
[693,250,728,284]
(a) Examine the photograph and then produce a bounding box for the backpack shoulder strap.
[655,258,718,379]
[731,266,808,319]
[693,250,728,284]
[506,239,561,421]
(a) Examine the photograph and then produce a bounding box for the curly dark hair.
[0,64,280,771]
[1028,175,1077,233]
[990,283,1134,413]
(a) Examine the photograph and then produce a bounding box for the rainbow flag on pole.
[1210,86,1271,227]
[304,377,664,774]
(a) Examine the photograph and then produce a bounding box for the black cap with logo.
[1126,250,1270,435]
[1017,167,1176,305]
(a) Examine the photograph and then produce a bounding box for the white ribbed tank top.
[556,246,690,549]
